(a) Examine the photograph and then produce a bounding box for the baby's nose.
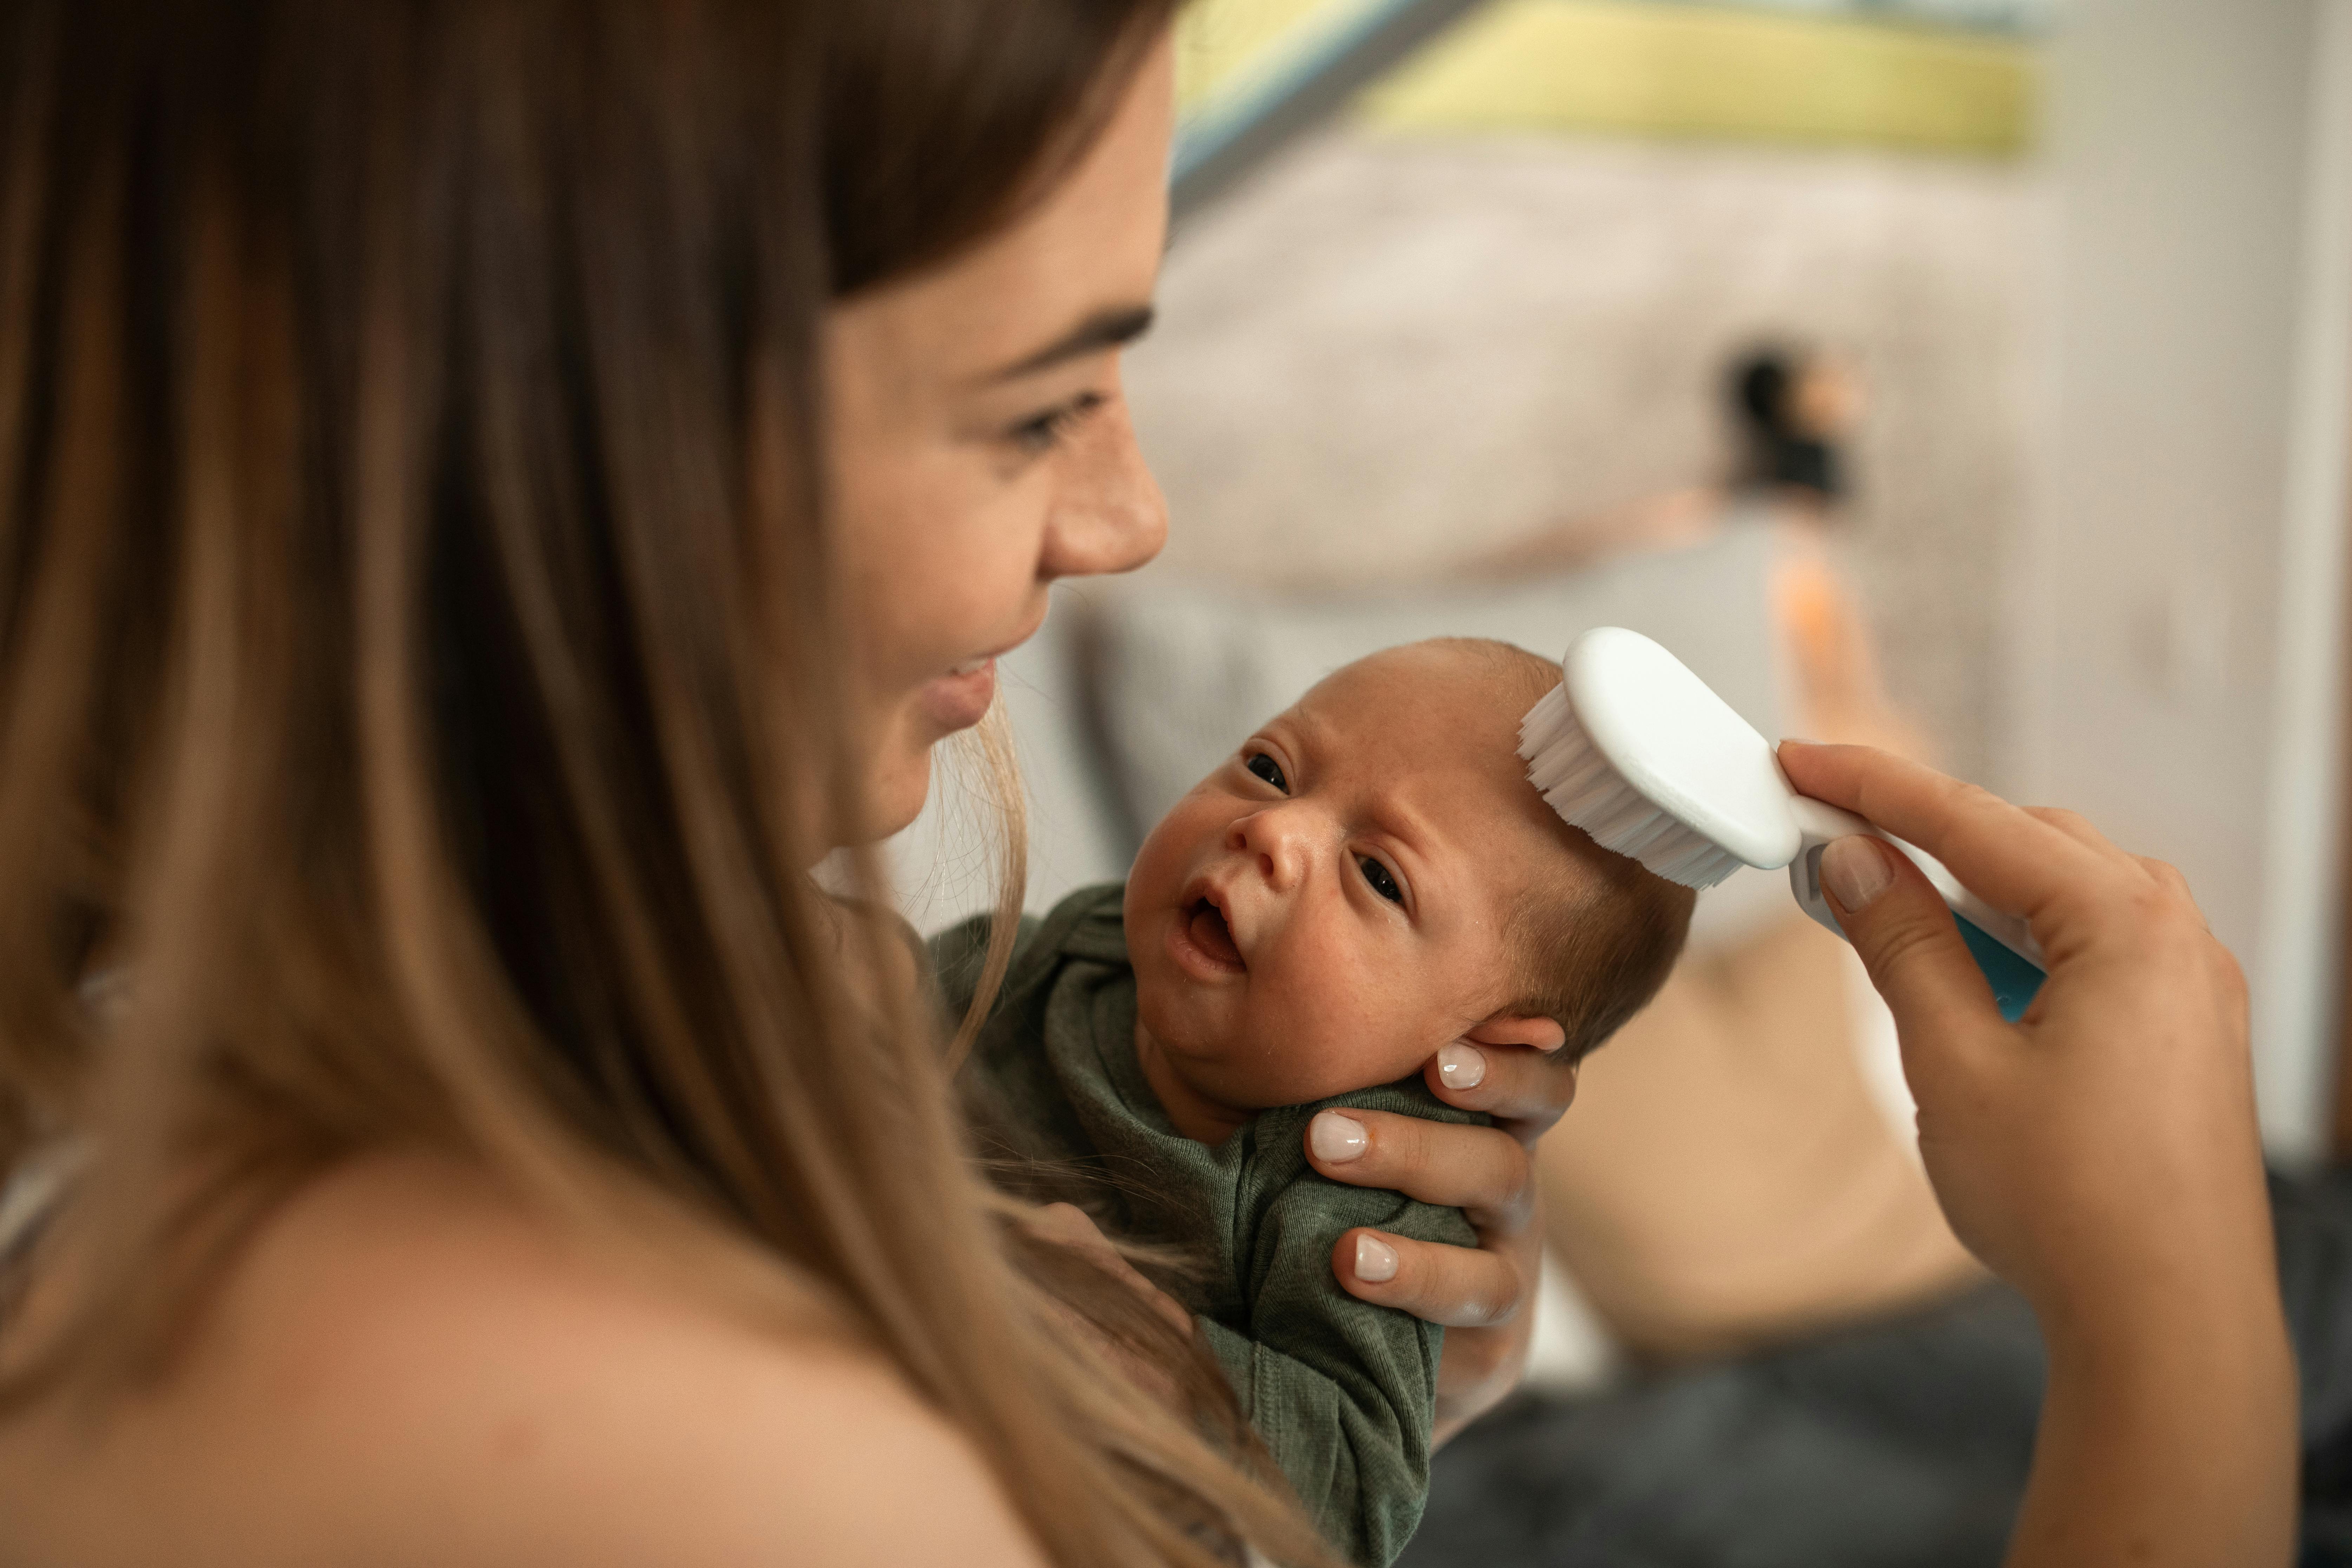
[1231,809,1309,890]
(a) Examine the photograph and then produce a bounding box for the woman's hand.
[1301,1037,1577,1445]
[1778,740,2294,1568]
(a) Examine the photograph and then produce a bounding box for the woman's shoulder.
[0,1154,1043,1567]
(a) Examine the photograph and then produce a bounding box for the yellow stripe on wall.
[1178,0,2040,158]
[1177,0,1390,112]
[1364,1,2037,155]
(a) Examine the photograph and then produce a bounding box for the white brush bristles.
[1518,682,1746,889]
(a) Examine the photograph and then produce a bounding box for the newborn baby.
[933,638,1694,1566]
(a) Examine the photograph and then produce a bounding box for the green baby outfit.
[931,883,1483,1568]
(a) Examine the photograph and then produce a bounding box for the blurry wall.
[2013,0,2352,1157]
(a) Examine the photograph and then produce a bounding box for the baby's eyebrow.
[1363,792,1436,862]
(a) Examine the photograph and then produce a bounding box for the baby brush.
[1519,626,2046,1021]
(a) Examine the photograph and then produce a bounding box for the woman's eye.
[1007,391,1105,455]
[1360,856,1404,905]
[1244,752,1288,793]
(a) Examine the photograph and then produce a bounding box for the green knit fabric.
[932,884,1484,1568]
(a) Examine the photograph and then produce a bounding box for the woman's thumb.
[1819,835,1993,1032]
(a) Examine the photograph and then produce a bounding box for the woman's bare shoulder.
[0,1155,1043,1568]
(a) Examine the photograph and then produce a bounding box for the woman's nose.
[1038,396,1167,582]
[1229,807,1309,892]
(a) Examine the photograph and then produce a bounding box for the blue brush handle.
[1786,813,2047,1022]
[1952,913,2045,1022]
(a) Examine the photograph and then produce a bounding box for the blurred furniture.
[1402,1166,2352,1568]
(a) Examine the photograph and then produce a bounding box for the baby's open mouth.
[1185,897,1245,969]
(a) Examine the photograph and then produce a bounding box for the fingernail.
[1821,836,1896,912]
[1437,1040,1487,1090]
[1354,1234,1399,1283]
[1309,1111,1368,1163]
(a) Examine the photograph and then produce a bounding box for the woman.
[0,4,2291,1565]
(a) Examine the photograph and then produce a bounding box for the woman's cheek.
[847,457,1029,679]
[843,696,937,845]
[955,494,1053,623]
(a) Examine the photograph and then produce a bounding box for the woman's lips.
[917,658,996,732]
[914,605,1048,736]
[1167,896,1245,979]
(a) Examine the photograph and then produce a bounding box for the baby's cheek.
[1245,959,1430,1098]
[1125,808,1193,906]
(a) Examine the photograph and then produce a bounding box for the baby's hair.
[1433,638,1698,1061]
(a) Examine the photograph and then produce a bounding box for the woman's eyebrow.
[988,303,1155,381]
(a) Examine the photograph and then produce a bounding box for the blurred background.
[895,2,2352,1559]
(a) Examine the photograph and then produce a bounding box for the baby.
[932,638,1694,1566]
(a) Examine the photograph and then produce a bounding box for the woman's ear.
[1464,1013,1568,1054]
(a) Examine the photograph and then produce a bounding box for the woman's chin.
[836,679,995,850]
[831,735,934,851]
[871,750,935,844]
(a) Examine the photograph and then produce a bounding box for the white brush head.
[1517,628,1803,889]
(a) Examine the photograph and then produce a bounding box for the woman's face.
[825,33,1175,844]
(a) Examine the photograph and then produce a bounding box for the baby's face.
[1124,642,1585,1113]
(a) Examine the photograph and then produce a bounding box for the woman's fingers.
[1819,834,2004,1051]
[1430,1323,1527,1447]
[2023,809,2210,929]
[1330,1226,1524,1329]
[1304,1110,1534,1231]
[1319,1098,1550,1434]
[1420,1041,1577,1144]
[1780,741,2118,924]
[2023,805,2120,857]
[2135,855,2212,928]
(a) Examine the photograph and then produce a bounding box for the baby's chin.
[1138,990,1404,1110]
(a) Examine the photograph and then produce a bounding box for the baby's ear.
[1463,1013,1568,1054]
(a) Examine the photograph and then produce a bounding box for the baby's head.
[1124,639,1695,1122]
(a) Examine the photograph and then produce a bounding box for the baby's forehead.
[1292,641,1553,759]
[1284,641,1596,880]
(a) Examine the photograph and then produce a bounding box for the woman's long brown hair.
[0,3,1335,1563]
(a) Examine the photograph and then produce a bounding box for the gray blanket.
[1402,1170,2352,1568]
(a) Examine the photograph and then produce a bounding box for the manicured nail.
[1436,1040,1487,1090]
[1354,1234,1399,1283]
[1310,1111,1368,1163]
[1821,836,1896,912]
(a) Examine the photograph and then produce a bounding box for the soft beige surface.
[1540,911,1981,1363]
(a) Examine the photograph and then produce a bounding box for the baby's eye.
[1360,856,1404,905]
[1244,752,1288,793]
